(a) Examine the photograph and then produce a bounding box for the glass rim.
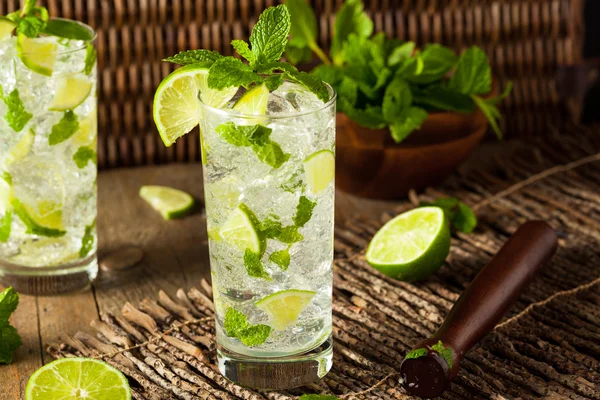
[17,17,97,55]
[199,79,337,120]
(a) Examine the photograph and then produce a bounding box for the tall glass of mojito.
[0,7,98,294]
[152,5,335,389]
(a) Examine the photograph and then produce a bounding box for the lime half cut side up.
[366,207,450,281]
[219,204,263,254]
[153,65,237,147]
[304,150,335,195]
[255,289,316,331]
[139,185,194,220]
[17,34,58,77]
[25,357,132,400]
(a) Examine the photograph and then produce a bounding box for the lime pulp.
[219,204,263,254]
[255,289,316,331]
[304,149,335,195]
[139,185,194,220]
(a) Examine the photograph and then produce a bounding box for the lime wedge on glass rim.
[17,34,57,77]
[0,17,16,41]
[139,185,194,220]
[366,207,450,281]
[25,357,132,400]
[219,204,263,254]
[153,65,237,147]
[232,83,269,115]
[304,149,335,195]
[49,74,93,111]
[256,289,316,331]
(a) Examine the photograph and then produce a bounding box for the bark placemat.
[49,125,600,399]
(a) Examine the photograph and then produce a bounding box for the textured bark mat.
[49,125,600,399]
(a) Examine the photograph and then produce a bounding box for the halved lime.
[256,289,316,331]
[0,17,16,41]
[366,207,450,281]
[25,357,132,400]
[219,204,263,254]
[11,197,66,237]
[233,83,270,115]
[139,185,194,220]
[49,74,93,111]
[153,65,237,147]
[17,35,57,77]
[304,149,335,195]
[5,129,35,165]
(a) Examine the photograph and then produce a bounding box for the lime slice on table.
[219,204,263,254]
[17,34,57,77]
[304,150,335,195]
[366,207,450,281]
[139,185,194,220]
[153,65,237,147]
[11,197,66,237]
[48,74,93,111]
[233,83,269,115]
[0,17,16,41]
[26,357,131,400]
[256,289,316,331]
[5,129,35,165]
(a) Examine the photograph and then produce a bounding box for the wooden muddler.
[400,221,558,398]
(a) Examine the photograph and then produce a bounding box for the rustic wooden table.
[0,162,398,399]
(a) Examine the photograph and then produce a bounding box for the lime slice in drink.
[11,197,66,237]
[72,111,97,147]
[17,35,57,77]
[5,129,35,165]
[139,185,194,220]
[0,177,11,214]
[256,289,316,331]
[304,149,335,194]
[0,17,16,41]
[48,74,93,111]
[153,65,237,147]
[366,207,450,281]
[26,357,132,400]
[10,237,79,266]
[219,204,263,254]
[233,83,270,115]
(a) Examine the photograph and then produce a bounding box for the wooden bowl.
[335,107,489,199]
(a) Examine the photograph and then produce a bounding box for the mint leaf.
[311,64,344,86]
[73,146,97,168]
[389,107,428,143]
[208,57,262,89]
[224,308,272,348]
[431,340,453,369]
[382,77,412,122]
[280,170,304,194]
[83,44,96,75]
[337,77,358,106]
[449,46,491,95]
[472,81,512,140]
[285,44,312,65]
[340,100,386,129]
[277,226,303,244]
[269,249,290,270]
[216,122,254,146]
[412,84,475,113]
[48,110,79,145]
[249,5,291,65]
[294,196,316,227]
[0,86,32,133]
[405,348,428,360]
[264,74,283,91]
[79,221,95,257]
[0,287,19,321]
[0,324,21,365]
[255,61,298,75]
[17,16,45,38]
[0,211,12,243]
[388,41,415,67]
[163,49,223,65]
[285,0,318,48]
[342,34,376,85]
[407,44,457,84]
[331,0,373,64]
[42,19,93,41]
[299,395,340,400]
[420,198,477,234]
[283,70,330,102]
[252,141,290,169]
[231,40,256,65]
[395,54,424,80]
[244,249,271,279]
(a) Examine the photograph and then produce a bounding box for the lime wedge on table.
[11,198,66,237]
[153,65,237,147]
[366,207,450,281]
[233,83,269,115]
[5,129,35,165]
[304,150,335,194]
[219,204,263,254]
[49,74,93,111]
[0,17,16,41]
[256,289,316,331]
[17,35,57,77]
[26,357,131,400]
[139,185,194,220]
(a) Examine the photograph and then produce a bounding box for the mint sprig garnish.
[224,307,272,347]
[0,287,22,364]
[0,85,32,133]
[249,5,291,66]
[4,0,48,38]
[420,197,477,234]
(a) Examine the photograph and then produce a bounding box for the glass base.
[0,253,97,295]
[217,336,333,390]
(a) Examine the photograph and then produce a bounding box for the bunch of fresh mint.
[0,287,22,365]
[163,5,330,102]
[285,0,512,142]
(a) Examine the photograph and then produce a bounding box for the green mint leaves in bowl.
[285,0,512,142]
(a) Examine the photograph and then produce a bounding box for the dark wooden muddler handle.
[400,221,558,398]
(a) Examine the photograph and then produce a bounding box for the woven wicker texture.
[48,124,600,399]
[0,0,584,168]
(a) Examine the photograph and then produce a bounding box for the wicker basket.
[0,0,584,168]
